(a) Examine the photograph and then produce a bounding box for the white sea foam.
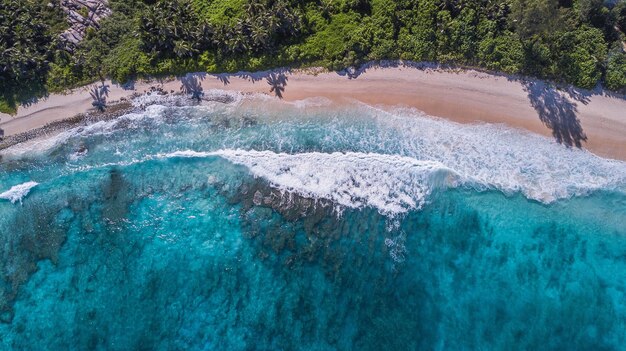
[0,181,39,204]
[204,89,245,104]
[0,105,160,160]
[0,91,235,159]
[131,91,183,107]
[162,149,460,215]
[160,145,626,214]
[132,89,244,108]
[372,106,626,203]
[288,96,333,108]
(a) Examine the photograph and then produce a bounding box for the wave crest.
[161,147,626,213]
[0,181,39,204]
[163,149,460,215]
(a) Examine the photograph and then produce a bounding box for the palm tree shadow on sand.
[522,81,587,148]
[267,72,288,99]
[334,60,601,149]
[214,73,230,85]
[180,74,205,102]
[90,83,110,112]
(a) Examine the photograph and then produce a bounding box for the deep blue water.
[0,93,625,350]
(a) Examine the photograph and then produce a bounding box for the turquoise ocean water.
[0,92,625,350]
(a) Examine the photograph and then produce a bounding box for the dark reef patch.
[0,200,70,323]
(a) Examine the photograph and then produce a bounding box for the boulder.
[59,0,112,50]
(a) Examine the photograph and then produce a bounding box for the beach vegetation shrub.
[46,63,82,92]
[78,6,90,19]
[396,0,438,61]
[554,26,607,88]
[510,0,560,39]
[605,44,626,91]
[105,38,153,83]
[0,98,17,116]
[479,32,524,74]
[520,37,553,78]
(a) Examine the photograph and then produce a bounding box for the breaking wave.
[163,150,459,215]
[159,147,626,214]
[0,181,39,204]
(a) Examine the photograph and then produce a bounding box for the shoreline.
[1,62,625,160]
[0,101,136,151]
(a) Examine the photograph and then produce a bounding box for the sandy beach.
[1,63,625,160]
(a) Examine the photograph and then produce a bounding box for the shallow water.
[1,93,625,350]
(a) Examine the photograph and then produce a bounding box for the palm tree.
[229,35,249,54]
[245,1,264,15]
[319,0,334,19]
[174,40,195,57]
[139,0,205,58]
[250,21,269,50]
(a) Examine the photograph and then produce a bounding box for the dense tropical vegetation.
[0,0,67,113]
[2,0,626,113]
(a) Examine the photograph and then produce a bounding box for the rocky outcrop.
[59,0,111,49]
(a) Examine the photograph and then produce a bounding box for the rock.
[59,0,111,50]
